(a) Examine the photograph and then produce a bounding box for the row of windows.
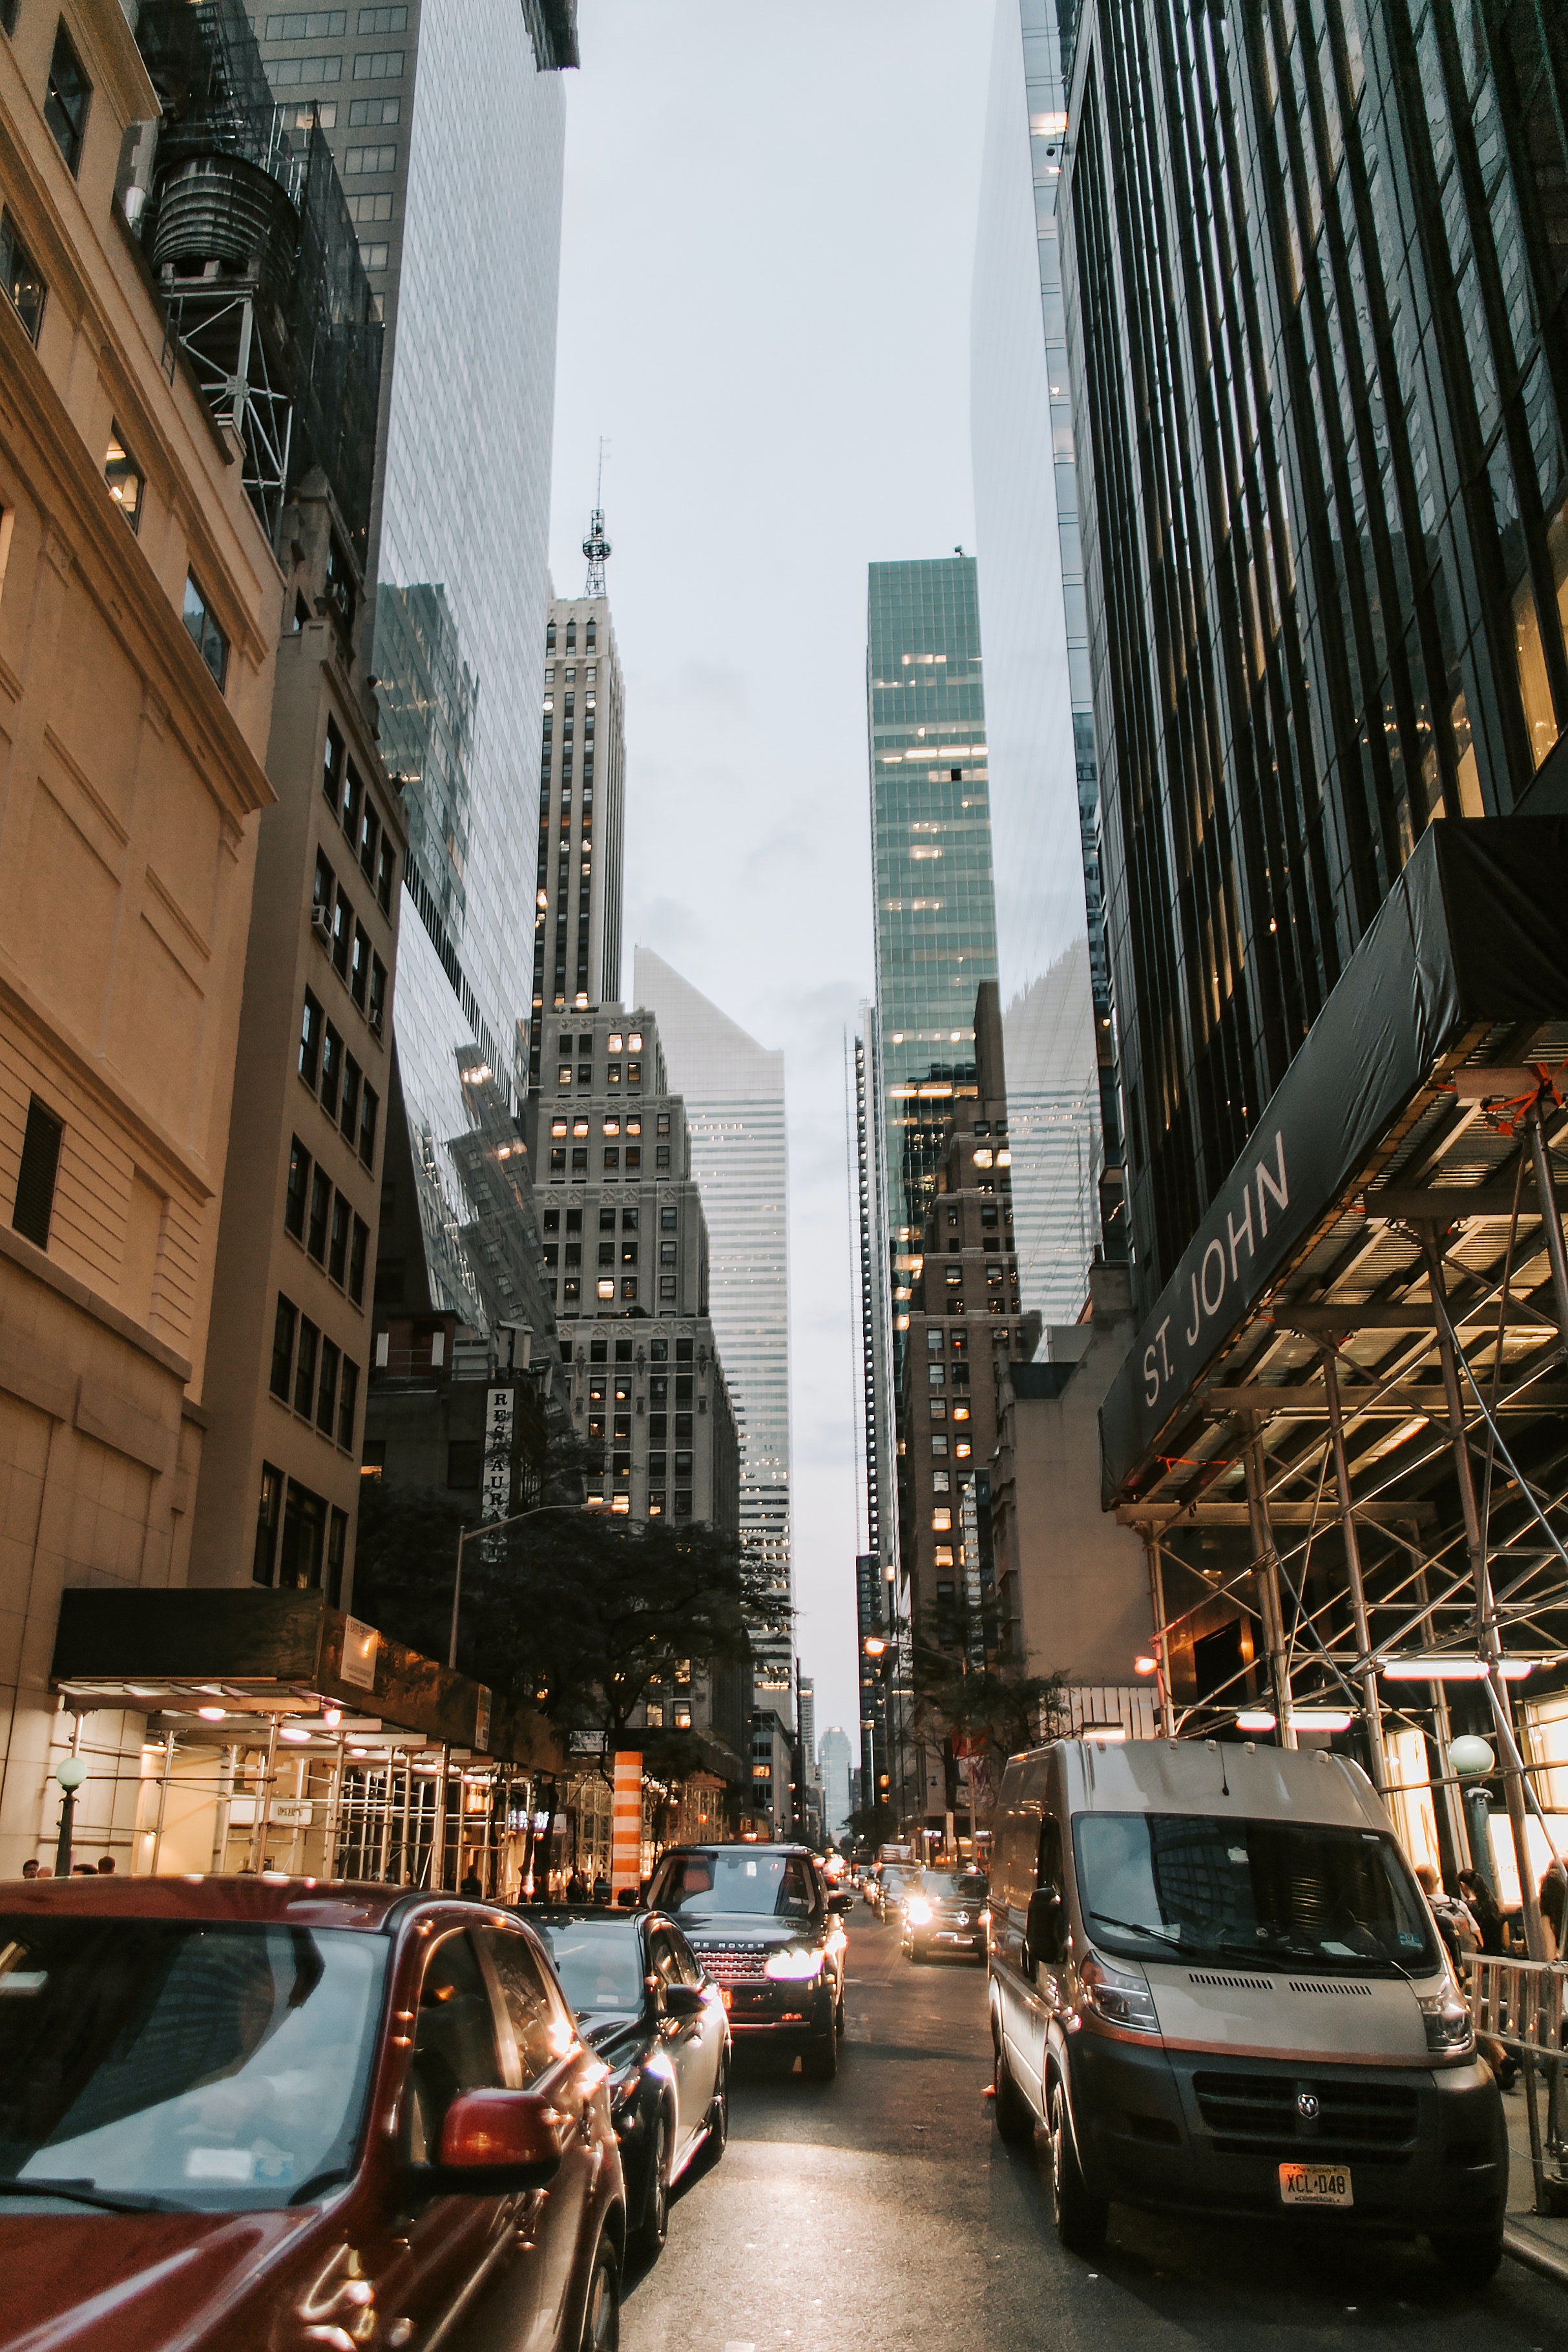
[346,189,393,224]
[549,1146,670,1176]
[264,5,406,32]
[546,618,597,651]
[298,991,379,1165]
[253,1462,348,1601]
[565,1336,695,1365]
[552,1276,680,1304]
[287,95,400,129]
[268,1294,360,1451]
[547,1117,653,1142]
[311,856,388,1027]
[543,1240,679,1268]
[283,1135,370,1301]
[556,1062,643,1089]
[585,1372,695,1402]
[344,141,397,173]
[542,1204,678,1232]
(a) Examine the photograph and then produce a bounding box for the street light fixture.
[53,1754,87,1878]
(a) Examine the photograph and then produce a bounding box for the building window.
[306,1167,331,1262]
[316,1338,340,1435]
[621,1277,638,1301]
[603,1147,619,1170]
[348,93,400,125]
[660,1241,676,1265]
[103,426,142,529]
[375,832,395,912]
[335,1356,359,1451]
[299,990,323,1087]
[11,1096,62,1250]
[253,1464,283,1586]
[649,1489,666,1517]
[656,1113,671,1136]
[659,1277,676,1301]
[293,1318,319,1418]
[360,241,389,270]
[1,210,45,342]
[45,22,90,175]
[278,1479,328,1591]
[340,1055,362,1144]
[326,1506,348,1606]
[270,1296,298,1400]
[353,48,404,77]
[284,1137,311,1240]
[331,885,353,978]
[673,1493,693,1519]
[348,1214,368,1305]
[320,1024,343,1121]
[655,1146,671,1170]
[328,1193,350,1285]
[346,190,394,224]
[182,574,228,689]
[358,1082,378,1168]
[930,1433,948,1456]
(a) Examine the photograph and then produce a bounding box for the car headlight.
[905,1896,932,1926]
[764,1946,826,1980]
[1419,1986,1475,2057]
[1079,1953,1160,2033]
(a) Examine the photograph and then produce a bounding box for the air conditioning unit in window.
[368,1004,384,1036]
[309,904,333,947]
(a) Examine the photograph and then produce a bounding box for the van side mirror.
[1025,1885,1064,1971]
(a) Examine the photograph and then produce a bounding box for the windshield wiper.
[1088,1909,1186,1949]
[0,2178,177,2214]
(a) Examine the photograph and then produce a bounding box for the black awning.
[1100,819,1568,1505]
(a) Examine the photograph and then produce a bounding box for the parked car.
[645,1845,852,2081]
[525,1906,729,2261]
[0,1876,625,2352]
[989,1739,1507,2282]
[903,1867,990,1962]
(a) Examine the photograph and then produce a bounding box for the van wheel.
[1049,2079,1107,2253]
[992,2028,1034,2145]
[1432,2229,1503,2287]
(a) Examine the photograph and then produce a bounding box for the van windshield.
[1072,1812,1438,1974]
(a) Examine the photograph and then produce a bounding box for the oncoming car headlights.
[904,1896,933,1926]
[764,1946,826,1981]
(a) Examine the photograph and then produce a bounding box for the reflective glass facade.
[1060,0,1568,1314]
[970,0,1105,1316]
[260,2,569,1324]
[866,558,1001,1255]
[635,950,794,1727]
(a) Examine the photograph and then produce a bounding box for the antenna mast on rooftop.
[582,437,611,597]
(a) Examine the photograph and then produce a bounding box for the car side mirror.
[1025,1885,1064,1972]
[662,1982,706,2019]
[828,1889,854,1913]
[432,2089,565,2190]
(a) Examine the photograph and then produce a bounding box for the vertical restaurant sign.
[483,1385,515,1524]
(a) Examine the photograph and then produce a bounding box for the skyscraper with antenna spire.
[527,501,627,1092]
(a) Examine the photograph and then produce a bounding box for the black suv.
[901,1867,990,1962]
[645,1844,853,2081]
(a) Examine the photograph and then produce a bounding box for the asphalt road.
[620,1908,1563,2352]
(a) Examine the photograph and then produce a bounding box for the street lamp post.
[53,1755,87,1877]
[449,1501,594,1670]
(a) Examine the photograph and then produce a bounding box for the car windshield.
[531,1921,645,2018]
[649,1850,815,1918]
[1072,1812,1439,1973]
[921,1872,989,1901]
[0,1916,386,2210]
[881,1869,914,1896]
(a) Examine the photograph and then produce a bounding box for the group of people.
[1417,1858,1568,1962]
[21,1854,115,1878]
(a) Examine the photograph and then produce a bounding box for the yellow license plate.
[1279,2162,1352,2208]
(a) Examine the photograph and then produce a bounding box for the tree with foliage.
[908,1587,1066,1780]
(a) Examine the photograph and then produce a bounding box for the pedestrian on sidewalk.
[1458,1870,1507,1955]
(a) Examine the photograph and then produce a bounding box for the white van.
[988,1739,1507,2281]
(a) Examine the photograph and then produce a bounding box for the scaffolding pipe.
[211,1743,238,1873]
[1320,1349,1388,1794]
[377,1752,396,1884]
[325,1731,347,1878]
[1144,1532,1177,1738]
[251,1713,280,1874]
[1421,1228,1546,1960]
[1523,1092,1568,1339]
[1243,1427,1297,1747]
[149,1727,176,1874]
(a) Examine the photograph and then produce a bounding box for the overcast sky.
[549,0,997,1747]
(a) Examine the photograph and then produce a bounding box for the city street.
[624,1912,1565,2352]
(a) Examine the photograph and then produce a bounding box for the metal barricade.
[1470,1954,1568,2214]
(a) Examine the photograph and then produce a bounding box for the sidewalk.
[1503,2071,1568,2288]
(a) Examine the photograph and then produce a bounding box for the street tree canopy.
[354,1478,772,1749]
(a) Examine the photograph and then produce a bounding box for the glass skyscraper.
[1059,0,1568,1311]
[634,949,794,1729]
[970,0,1105,1319]
[258,1,573,1329]
[866,558,1001,1261]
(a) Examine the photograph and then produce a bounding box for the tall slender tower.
[528,571,627,1082]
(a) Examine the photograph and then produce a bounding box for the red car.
[0,1876,623,2352]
